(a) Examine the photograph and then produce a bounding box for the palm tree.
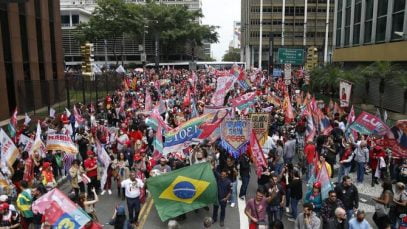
[361,61,400,111]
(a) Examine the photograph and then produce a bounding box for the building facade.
[241,0,334,69]
[60,0,210,66]
[0,0,65,120]
[229,21,241,49]
[333,0,407,65]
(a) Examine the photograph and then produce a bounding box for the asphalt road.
[57,166,379,228]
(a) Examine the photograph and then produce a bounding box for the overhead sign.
[278,48,304,65]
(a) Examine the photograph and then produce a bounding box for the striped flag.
[145,90,152,112]
[317,162,333,200]
[73,105,85,124]
[7,108,18,138]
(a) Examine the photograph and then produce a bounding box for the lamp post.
[142,25,148,66]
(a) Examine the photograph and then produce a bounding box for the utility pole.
[324,0,330,64]
[259,0,263,69]
[304,0,308,46]
[282,0,286,46]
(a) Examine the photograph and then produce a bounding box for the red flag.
[145,90,152,112]
[183,87,191,107]
[10,108,18,128]
[73,105,85,124]
[283,92,294,124]
[249,130,267,177]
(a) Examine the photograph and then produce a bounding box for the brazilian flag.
[147,162,217,221]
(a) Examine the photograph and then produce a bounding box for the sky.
[202,0,241,61]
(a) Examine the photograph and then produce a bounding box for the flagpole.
[323,0,330,64]
[303,0,308,46]
[259,0,263,69]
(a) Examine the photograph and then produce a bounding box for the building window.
[72,15,79,25]
[344,2,351,46]
[392,0,405,40]
[376,17,387,42]
[364,0,374,44]
[377,0,388,17]
[364,21,372,43]
[61,15,70,26]
[353,24,360,45]
[365,0,374,20]
[335,29,340,46]
[354,1,361,23]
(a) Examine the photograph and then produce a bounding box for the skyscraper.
[241,0,334,69]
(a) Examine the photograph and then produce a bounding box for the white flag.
[383,110,388,122]
[24,113,31,126]
[49,108,56,118]
[65,108,71,117]
[115,65,126,73]
[29,121,46,157]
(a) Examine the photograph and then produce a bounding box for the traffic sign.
[277,48,304,65]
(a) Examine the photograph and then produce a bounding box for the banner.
[339,80,352,107]
[230,92,257,111]
[249,131,267,176]
[211,76,235,106]
[0,129,19,174]
[19,134,32,146]
[203,106,232,143]
[374,138,407,158]
[96,139,111,190]
[349,111,390,136]
[220,118,251,158]
[283,92,294,123]
[249,113,269,146]
[46,134,78,154]
[267,94,282,107]
[163,110,229,154]
[32,188,91,228]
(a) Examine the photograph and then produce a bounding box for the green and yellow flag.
[147,162,217,221]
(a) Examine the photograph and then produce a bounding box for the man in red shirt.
[304,140,316,181]
[84,150,99,195]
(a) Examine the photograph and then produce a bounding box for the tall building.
[0,0,65,121]
[333,0,407,66]
[229,21,241,49]
[241,0,334,69]
[60,0,207,66]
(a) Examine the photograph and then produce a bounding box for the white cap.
[0,195,8,202]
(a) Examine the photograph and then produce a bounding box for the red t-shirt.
[129,130,143,142]
[84,158,98,178]
[304,144,316,164]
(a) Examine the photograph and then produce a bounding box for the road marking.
[139,197,154,228]
[237,179,248,229]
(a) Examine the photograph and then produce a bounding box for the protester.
[372,180,394,229]
[348,210,371,229]
[79,188,99,221]
[265,174,286,225]
[238,153,251,200]
[212,169,231,227]
[326,207,348,229]
[121,170,144,227]
[321,190,345,228]
[245,188,269,229]
[392,182,407,228]
[294,203,321,229]
[335,175,359,221]
[16,181,33,229]
[304,182,323,215]
[287,170,302,221]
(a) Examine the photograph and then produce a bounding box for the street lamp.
[142,25,148,66]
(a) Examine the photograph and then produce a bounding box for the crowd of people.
[0,66,406,229]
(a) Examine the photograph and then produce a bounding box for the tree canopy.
[75,0,219,62]
[222,48,241,62]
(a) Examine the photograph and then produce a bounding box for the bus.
[145,61,245,70]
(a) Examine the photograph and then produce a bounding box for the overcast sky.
[202,0,241,61]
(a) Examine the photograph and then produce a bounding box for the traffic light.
[305,47,318,71]
[81,42,94,76]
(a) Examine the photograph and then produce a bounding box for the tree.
[310,64,363,98]
[76,0,143,65]
[222,48,240,62]
[361,61,401,110]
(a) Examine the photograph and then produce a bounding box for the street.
[54,164,380,228]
